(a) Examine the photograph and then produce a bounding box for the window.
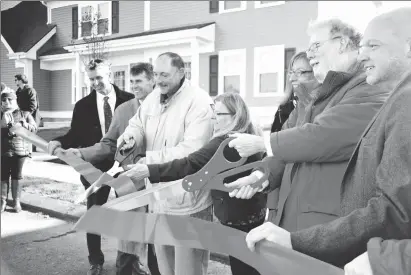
[209,55,218,96]
[219,1,247,13]
[112,65,128,91]
[284,47,296,87]
[218,49,246,97]
[184,62,191,80]
[254,1,285,9]
[209,0,219,13]
[78,2,112,39]
[253,45,284,97]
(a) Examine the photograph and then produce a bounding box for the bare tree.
[70,5,110,66]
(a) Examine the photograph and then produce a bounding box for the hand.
[18,120,28,129]
[65,148,83,159]
[122,163,150,182]
[246,222,292,252]
[224,171,268,199]
[344,252,374,275]
[228,133,266,157]
[119,132,135,152]
[48,140,62,156]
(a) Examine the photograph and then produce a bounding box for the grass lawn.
[21,176,87,206]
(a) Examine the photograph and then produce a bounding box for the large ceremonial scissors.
[103,137,271,211]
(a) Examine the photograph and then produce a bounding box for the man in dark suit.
[47,59,134,275]
[14,74,39,122]
[245,7,411,269]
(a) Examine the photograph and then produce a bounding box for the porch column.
[75,52,82,100]
[190,39,200,87]
[15,59,33,85]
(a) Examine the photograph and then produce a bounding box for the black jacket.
[53,84,134,171]
[147,135,267,224]
[270,96,295,133]
[16,84,39,120]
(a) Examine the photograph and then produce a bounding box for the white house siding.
[0,41,23,89]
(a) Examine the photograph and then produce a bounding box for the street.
[1,209,230,275]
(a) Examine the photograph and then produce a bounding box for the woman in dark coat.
[124,92,267,275]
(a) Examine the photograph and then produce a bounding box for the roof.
[40,47,69,56]
[71,22,215,46]
[1,1,54,53]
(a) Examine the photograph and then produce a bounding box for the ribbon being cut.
[12,125,343,275]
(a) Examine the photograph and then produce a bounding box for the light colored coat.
[121,79,215,215]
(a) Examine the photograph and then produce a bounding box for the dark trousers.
[116,244,160,275]
[81,175,111,266]
[223,219,265,275]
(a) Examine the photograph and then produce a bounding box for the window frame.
[218,48,246,97]
[254,1,285,9]
[219,1,247,14]
[77,1,112,40]
[253,45,285,98]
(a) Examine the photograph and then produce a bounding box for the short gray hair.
[307,18,362,50]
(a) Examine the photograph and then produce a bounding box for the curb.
[15,193,230,265]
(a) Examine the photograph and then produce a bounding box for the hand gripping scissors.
[103,137,271,211]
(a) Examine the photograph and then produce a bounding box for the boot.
[11,179,22,213]
[1,181,9,212]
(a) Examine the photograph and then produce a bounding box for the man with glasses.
[225,18,389,240]
[47,59,134,275]
[118,52,214,275]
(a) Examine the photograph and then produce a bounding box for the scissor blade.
[103,181,182,211]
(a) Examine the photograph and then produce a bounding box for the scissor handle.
[182,137,247,192]
[116,141,146,167]
[210,159,270,192]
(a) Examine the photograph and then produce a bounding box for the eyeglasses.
[288,70,313,77]
[306,36,342,54]
[215,112,232,116]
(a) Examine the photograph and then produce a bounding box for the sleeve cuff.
[147,164,160,183]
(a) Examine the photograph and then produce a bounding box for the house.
[2,1,320,127]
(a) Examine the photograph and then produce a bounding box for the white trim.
[46,1,79,10]
[218,48,246,98]
[47,6,52,24]
[65,23,215,54]
[71,69,76,104]
[77,1,112,40]
[219,1,247,14]
[1,35,14,54]
[253,44,284,98]
[254,1,285,9]
[39,52,75,61]
[144,1,150,31]
[40,111,73,118]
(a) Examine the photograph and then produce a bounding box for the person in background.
[123,92,267,275]
[267,52,320,221]
[66,63,159,275]
[245,7,411,269]
[47,59,134,275]
[1,91,37,213]
[14,74,40,126]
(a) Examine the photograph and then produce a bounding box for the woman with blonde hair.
[270,51,319,132]
[123,92,267,275]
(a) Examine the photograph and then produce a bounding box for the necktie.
[103,96,112,133]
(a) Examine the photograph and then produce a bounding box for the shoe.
[1,181,9,212]
[1,200,6,212]
[132,260,150,275]
[11,180,22,213]
[87,264,103,275]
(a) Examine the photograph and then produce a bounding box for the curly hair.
[307,18,362,50]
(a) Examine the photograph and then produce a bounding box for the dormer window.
[78,2,112,38]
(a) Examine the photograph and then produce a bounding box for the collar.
[96,84,115,101]
[160,77,186,104]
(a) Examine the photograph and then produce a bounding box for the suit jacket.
[367,238,411,275]
[54,84,134,171]
[290,71,411,267]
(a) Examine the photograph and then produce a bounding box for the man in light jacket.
[245,7,411,270]
[227,19,389,233]
[118,52,215,275]
[66,63,159,275]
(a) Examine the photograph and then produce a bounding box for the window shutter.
[112,1,119,34]
[210,0,219,13]
[284,47,296,87]
[209,55,219,96]
[72,6,78,39]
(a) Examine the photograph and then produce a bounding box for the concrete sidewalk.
[18,153,230,264]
